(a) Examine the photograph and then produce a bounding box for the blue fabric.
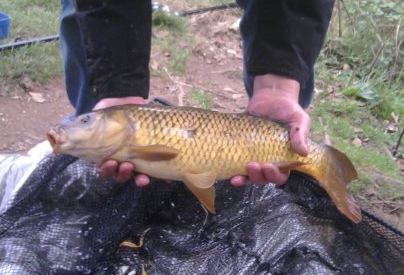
[60,0,95,115]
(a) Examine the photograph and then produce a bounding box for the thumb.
[289,112,311,157]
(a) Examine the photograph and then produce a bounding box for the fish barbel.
[47,104,361,223]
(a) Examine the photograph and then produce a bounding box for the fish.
[46,104,361,223]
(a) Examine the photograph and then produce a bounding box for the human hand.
[231,74,311,186]
[93,96,150,186]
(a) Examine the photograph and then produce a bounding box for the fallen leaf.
[391,112,399,124]
[150,60,159,71]
[386,124,398,133]
[229,18,240,32]
[327,85,335,94]
[226,49,237,55]
[29,92,45,103]
[231,93,243,99]
[223,86,233,92]
[352,137,362,147]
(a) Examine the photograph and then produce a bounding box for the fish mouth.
[46,128,63,153]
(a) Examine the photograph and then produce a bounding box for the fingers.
[230,175,249,186]
[97,160,150,186]
[261,163,289,184]
[289,111,311,157]
[248,74,313,156]
[246,162,268,183]
[134,174,150,187]
[248,162,289,185]
[231,162,289,187]
[115,162,136,183]
[98,159,121,178]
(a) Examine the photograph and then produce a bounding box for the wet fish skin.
[47,104,361,223]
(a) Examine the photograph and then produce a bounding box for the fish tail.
[299,145,362,223]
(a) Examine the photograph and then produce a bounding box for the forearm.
[74,0,152,102]
[240,0,334,85]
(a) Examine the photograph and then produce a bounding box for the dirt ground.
[1,10,403,232]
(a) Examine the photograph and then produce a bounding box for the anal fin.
[184,171,216,189]
[183,180,216,214]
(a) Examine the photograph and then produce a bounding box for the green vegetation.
[317,0,404,119]
[152,11,190,75]
[313,0,404,197]
[0,1,61,93]
[189,88,214,109]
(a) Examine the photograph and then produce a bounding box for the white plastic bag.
[0,141,52,214]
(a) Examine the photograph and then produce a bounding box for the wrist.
[253,74,300,101]
[93,96,146,110]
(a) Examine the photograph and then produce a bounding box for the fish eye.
[80,114,91,124]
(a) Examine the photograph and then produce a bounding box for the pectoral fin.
[272,161,305,173]
[183,180,216,214]
[131,144,179,161]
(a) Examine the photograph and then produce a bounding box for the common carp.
[47,104,361,223]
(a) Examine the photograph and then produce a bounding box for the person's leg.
[74,0,152,103]
[60,0,95,115]
[236,0,315,109]
[236,0,255,100]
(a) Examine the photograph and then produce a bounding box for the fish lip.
[46,127,64,153]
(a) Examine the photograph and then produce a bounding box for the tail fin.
[299,145,362,223]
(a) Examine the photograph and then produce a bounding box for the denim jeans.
[60,0,95,115]
[60,0,315,116]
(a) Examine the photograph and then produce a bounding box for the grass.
[311,92,404,196]
[312,0,404,197]
[152,10,190,75]
[320,0,404,119]
[189,88,214,109]
[1,0,59,39]
[0,1,61,94]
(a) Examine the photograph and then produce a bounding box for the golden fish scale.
[124,105,324,178]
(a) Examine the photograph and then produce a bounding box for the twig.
[163,67,211,95]
[163,67,192,87]
[392,128,404,157]
[369,171,404,187]
[365,39,388,81]
[364,26,396,82]
[163,67,186,106]
[339,0,353,22]
[337,0,342,38]
[390,21,402,85]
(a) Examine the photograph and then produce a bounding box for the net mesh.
[0,155,403,275]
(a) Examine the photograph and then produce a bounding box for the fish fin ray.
[297,145,361,223]
[183,180,216,214]
[131,144,179,161]
[184,171,216,189]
